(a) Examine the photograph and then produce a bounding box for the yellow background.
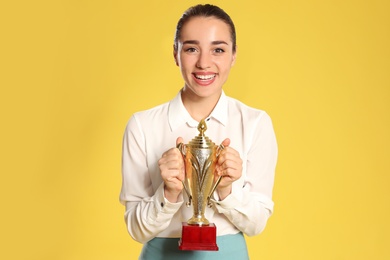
[1,0,389,259]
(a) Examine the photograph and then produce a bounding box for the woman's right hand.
[158,137,185,203]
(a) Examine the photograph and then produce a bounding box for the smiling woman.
[119,4,278,259]
[174,16,237,121]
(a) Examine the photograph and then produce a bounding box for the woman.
[120,4,278,259]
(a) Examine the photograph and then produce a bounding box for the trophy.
[177,119,224,251]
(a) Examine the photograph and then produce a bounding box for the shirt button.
[160,202,164,207]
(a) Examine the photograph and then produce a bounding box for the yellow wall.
[1,0,389,259]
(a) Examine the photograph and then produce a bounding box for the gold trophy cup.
[177,119,224,251]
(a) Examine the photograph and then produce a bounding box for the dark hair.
[174,4,237,53]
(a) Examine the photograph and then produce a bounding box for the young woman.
[120,4,278,259]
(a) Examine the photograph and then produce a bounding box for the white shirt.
[120,90,278,243]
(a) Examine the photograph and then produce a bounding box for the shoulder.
[226,96,271,122]
[125,101,170,130]
[134,102,169,120]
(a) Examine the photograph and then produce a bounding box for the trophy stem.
[188,191,210,225]
[187,215,210,226]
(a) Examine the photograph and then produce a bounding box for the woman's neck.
[181,88,221,122]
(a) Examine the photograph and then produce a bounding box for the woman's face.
[174,16,236,100]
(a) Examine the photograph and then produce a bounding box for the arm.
[214,112,278,236]
[120,115,183,243]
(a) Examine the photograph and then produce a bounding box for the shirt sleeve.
[212,112,278,236]
[119,115,183,243]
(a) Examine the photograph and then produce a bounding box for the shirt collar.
[209,91,228,126]
[168,90,228,131]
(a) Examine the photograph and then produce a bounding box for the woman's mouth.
[192,73,216,86]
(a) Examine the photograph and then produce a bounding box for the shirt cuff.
[154,182,183,214]
[211,185,244,213]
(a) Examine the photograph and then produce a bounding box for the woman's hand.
[158,137,185,203]
[216,138,243,200]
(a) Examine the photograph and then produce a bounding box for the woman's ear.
[231,45,237,67]
[173,45,179,66]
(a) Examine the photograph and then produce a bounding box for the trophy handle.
[207,143,225,207]
[176,143,192,207]
[176,142,186,156]
[181,180,192,207]
[216,143,225,157]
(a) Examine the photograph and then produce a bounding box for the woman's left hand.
[216,138,243,200]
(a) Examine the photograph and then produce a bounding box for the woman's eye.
[214,48,225,53]
[185,47,197,53]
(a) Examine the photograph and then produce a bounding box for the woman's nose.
[196,52,212,69]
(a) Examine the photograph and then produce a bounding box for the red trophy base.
[178,222,218,251]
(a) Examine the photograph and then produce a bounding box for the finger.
[219,168,238,180]
[219,151,241,168]
[161,148,176,158]
[160,158,184,181]
[163,169,181,179]
[159,155,183,171]
[161,167,184,182]
[176,137,184,146]
[223,146,240,157]
[163,145,183,157]
[221,138,231,148]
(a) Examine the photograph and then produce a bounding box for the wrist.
[217,186,232,201]
[164,186,181,203]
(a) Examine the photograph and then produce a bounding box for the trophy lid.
[188,119,215,149]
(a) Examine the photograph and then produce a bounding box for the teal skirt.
[139,233,249,260]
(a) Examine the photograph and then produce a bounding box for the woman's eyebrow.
[211,40,229,45]
[182,40,200,45]
[182,40,229,45]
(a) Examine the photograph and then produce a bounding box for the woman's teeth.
[195,74,216,80]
